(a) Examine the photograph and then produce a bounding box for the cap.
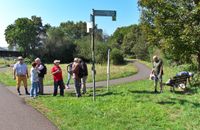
[189,72,194,77]
[18,56,23,60]
[54,60,60,64]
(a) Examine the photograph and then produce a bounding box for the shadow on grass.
[173,87,198,95]
[128,90,157,94]
[41,93,52,96]
[158,98,200,108]
[157,101,176,105]
[86,91,124,97]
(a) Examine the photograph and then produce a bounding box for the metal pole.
[92,9,96,101]
[107,49,110,91]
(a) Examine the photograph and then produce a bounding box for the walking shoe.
[66,85,70,89]
[18,92,22,95]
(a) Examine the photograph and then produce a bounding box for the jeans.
[66,73,71,86]
[74,78,81,97]
[53,80,64,96]
[30,82,39,97]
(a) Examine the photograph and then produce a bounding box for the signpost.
[107,49,110,91]
[90,9,116,101]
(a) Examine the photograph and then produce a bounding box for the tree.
[44,27,75,63]
[5,18,37,56]
[110,48,124,65]
[139,0,200,70]
[4,16,47,57]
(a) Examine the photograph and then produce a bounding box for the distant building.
[0,46,21,57]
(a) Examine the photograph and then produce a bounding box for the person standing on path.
[30,62,40,98]
[66,62,73,89]
[80,58,88,94]
[151,55,164,93]
[13,56,29,95]
[35,58,46,95]
[72,58,81,97]
[51,60,64,96]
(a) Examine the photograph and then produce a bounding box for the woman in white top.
[30,62,40,97]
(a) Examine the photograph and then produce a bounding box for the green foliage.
[44,27,75,63]
[109,24,150,60]
[60,21,88,41]
[75,36,109,64]
[4,16,47,58]
[74,36,91,61]
[139,0,200,70]
[110,48,124,65]
[5,18,37,56]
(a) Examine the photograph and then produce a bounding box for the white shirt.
[37,64,44,70]
[13,62,27,76]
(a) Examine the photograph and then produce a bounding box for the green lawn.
[0,63,137,86]
[26,61,200,130]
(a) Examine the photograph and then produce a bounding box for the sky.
[0,0,140,47]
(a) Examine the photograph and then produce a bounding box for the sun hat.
[53,60,60,64]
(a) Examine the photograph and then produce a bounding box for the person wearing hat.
[13,56,29,95]
[72,58,81,97]
[151,55,164,93]
[51,60,64,96]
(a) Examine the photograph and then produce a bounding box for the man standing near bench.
[152,55,164,93]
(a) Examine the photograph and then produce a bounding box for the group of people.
[13,56,46,97]
[13,56,88,98]
[50,57,88,97]
[150,55,193,93]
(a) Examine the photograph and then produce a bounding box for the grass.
[0,58,16,67]
[0,63,137,86]
[26,61,200,130]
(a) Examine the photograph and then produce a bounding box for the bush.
[110,48,124,65]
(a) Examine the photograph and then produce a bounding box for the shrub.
[110,48,124,65]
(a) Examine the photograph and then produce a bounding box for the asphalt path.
[0,84,58,130]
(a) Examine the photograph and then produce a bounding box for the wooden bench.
[165,74,190,92]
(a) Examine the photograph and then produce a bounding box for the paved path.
[0,84,58,130]
[8,60,151,94]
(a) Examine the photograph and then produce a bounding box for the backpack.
[67,63,73,75]
[40,63,47,75]
[78,64,84,78]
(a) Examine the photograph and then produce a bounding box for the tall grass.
[0,63,137,86]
